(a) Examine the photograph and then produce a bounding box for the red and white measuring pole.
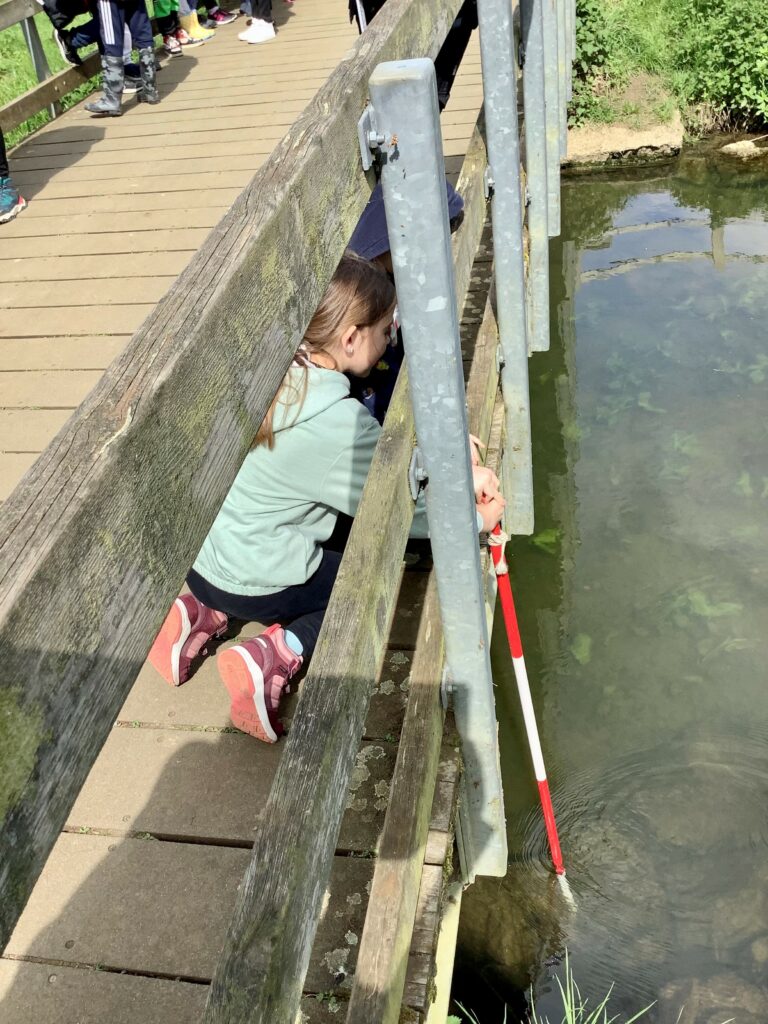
[489,524,566,877]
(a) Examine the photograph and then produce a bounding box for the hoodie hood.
[348,179,464,260]
[271,365,350,433]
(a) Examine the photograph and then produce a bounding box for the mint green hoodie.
[193,365,428,596]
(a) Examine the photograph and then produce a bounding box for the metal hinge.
[408,447,427,500]
[483,165,495,200]
[440,666,454,709]
[358,104,389,171]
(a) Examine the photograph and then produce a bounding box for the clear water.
[455,149,768,1023]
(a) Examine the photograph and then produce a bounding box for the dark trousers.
[96,0,152,56]
[69,16,101,50]
[349,0,477,108]
[0,128,8,179]
[187,548,342,659]
[252,0,272,20]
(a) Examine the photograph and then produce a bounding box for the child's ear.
[339,323,360,355]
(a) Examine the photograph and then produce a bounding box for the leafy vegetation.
[571,0,768,131]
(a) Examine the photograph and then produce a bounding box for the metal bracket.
[524,185,532,208]
[408,447,427,500]
[495,344,504,373]
[440,666,454,710]
[358,104,388,172]
[483,165,495,201]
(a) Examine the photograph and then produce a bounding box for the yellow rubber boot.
[180,11,214,41]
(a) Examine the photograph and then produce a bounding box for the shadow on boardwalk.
[10,55,197,203]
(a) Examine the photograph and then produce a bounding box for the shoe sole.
[0,196,27,225]
[148,597,191,685]
[218,644,277,743]
[52,30,80,65]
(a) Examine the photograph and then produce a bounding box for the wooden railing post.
[20,13,60,119]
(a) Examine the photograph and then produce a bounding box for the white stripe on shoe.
[231,642,276,743]
[170,597,193,686]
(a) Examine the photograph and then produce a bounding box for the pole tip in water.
[556,871,577,909]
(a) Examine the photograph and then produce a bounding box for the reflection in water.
[455,148,768,1022]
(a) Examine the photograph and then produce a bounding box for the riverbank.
[571,0,768,142]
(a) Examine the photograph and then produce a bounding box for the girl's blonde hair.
[254,252,395,448]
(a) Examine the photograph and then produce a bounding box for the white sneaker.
[238,18,275,42]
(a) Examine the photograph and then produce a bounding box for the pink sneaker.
[217,624,302,742]
[149,594,229,686]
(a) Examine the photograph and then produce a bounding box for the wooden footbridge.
[0,0,574,1019]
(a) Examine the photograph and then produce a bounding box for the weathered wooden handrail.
[1,53,102,132]
[0,0,463,950]
[202,114,487,1024]
[0,0,37,33]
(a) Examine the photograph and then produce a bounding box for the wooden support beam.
[0,0,463,948]
[346,571,445,1024]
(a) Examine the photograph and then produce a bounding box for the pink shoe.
[217,624,302,742]
[149,594,228,686]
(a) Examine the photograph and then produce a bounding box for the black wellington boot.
[85,55,124,116]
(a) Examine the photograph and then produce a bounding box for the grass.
[449,954,740,1024]
[572,0,768,132]
[450,954,653,1024]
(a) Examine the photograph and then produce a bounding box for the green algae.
[0,686,45,829]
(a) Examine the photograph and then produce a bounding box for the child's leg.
[247,0,271,18]
[125,0,153,51]
[201,550,342,741]
[69,16,101,50]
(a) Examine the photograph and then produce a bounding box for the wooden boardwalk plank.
[0,337,129,370]
[66,727,397,854]
[4,834,373,989]
[0,961,349,1024]
[0,252,194,284]
[0,231,209,260]
[0,411,72,451]
[0,370,103,406]
[1,278,175,309]
[0,960,207,1024]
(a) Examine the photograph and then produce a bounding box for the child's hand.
[477,496,505,533]
[468,433,485,466]
[471,465,502,504]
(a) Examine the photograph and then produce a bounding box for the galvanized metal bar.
[476,0,534,532]
[542,0,560,236]
[564,0,573,100]
[520,0,550,353]
[20,15,59,119]
[369,57,508,879]
[556,0,567,157]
